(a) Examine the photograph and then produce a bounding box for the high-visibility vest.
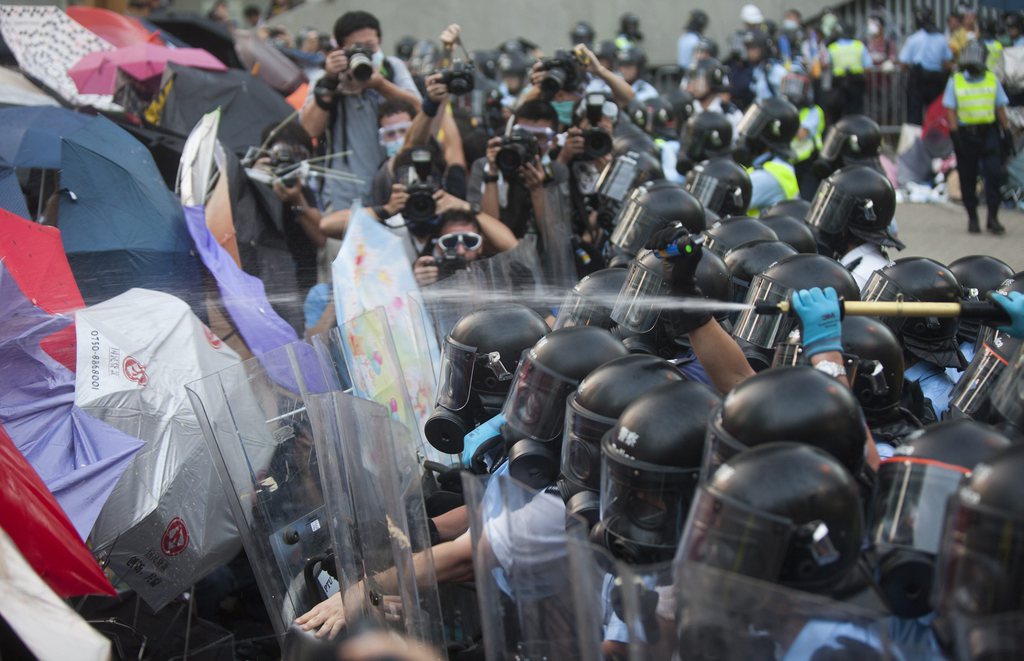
[792,105,826,163]
[986,39,1003,72]
[745,159,799,215]
[952,71,998,125]
[828,40,866,76]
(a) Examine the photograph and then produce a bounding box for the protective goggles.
[437,231,482,251]
[378,121,412,143]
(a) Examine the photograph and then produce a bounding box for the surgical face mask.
[382,138,404,158]
[783,19,799,31]
[867,19,880,36]
[371,49,385,70]
[551,100,575,127]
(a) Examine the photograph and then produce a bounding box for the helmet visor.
[732,274,794,349]
[819,126,852,162]
[870,458,970,556]
[950,330,1021,420]
[860,270,907,331]
[806,180,875,236]
[435,337,477,411]
[610,254,668,333]
[685,169,744,216]
[560,395,616,490]
[600,444,700,536]
[610,194,670,255]
[700,408,749,481]
[991,343,1024,429]
[678,484,795,582]
[735,103,769,142]
[501,350,580,442]
[553,287,614,330]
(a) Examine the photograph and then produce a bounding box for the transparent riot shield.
[304,391,448,653]
[185,339,340,639]
[463,472,588,661]
[673,562,895,660]
[536,185,579,292]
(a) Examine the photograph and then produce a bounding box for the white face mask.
[783,19,799,31]
[867,20,880,36]
[371,50,385,70]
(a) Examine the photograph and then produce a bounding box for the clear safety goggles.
[378,120,412,143]
[437,231,482,252]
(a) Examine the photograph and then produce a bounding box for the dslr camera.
[436,252,468,278]
[579,93,613,160]
[345,45,376,82]
[495,127,539,174]
[538,49,583,99]
[437,59,476,96]
[403,148,439,226]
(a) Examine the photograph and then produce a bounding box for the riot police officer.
[683,158,752,217]
[826,21,871,119]
[947,255,1015,358]
[733,97,801,215]
[554,268,629,330]
[676,112,733,179]
[812,114,885,180]
[608,181,706,264]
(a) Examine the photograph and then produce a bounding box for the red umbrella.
[67,6,163,48]
[0,210,84,372]
[69,44,226,95]
[0,424,115,597]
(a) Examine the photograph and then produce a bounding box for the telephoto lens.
[346,45,375,82]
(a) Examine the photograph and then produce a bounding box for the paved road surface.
[894,202,1024,270]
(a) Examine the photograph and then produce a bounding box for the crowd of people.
[5,1,1024,660]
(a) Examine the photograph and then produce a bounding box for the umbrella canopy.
[148,62,294,156]
[0,5,116,110]
[0,260,144,541]
[0,209,84,371]
[114,119,187,188]
[69,44,225,95]
[56,115,202,308]
[233,30,305,95]
[0,106,92,170]
[147,10,241,68]
[76,288,242,610]
[0,66,59,108]
[67,6,162,48]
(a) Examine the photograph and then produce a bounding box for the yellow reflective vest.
[952,71,997,125]
[792,105,826,163]
[746,160,799,216]
[828,40,866,76]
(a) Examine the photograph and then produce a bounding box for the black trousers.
[953,123,1003,218]
[907,68,948,126]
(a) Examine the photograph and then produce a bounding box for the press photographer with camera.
[520,43,635,124]
[300,10,421,215]
[411,209,489,286]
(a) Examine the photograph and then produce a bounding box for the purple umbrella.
[0,262,143,540]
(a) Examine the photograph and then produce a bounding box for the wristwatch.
[813,359,847,379]
[469,202,481,215]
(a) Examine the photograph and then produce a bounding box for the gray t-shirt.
[312,56,421,212]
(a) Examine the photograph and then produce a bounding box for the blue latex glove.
[992,291,1024,339]
[462,413,506,467]
[792,287,842,357]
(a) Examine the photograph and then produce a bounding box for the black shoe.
[987,216,1006,235]
[968,219,981,234]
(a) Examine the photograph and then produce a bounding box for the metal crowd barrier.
[863,67,909,132]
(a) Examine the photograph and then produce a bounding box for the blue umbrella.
[57,116,202,308]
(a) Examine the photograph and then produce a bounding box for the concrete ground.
[895,202,1024,270]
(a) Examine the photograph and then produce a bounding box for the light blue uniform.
[749,153,791,211]
[660,140,684,184]
[946,340,976,384]
[751,61,788,101]
[905,360,956,418]
[677,31,701,68]
[941,72,1009,121]
[898,29,953,72]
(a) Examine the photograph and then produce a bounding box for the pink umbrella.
[68,44,225,95]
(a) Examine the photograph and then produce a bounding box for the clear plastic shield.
[610,253,668,334]
[537,185,579,292]
[185,340,340,638]
[463,472,585,661]
[673,562,895,659]
[949,330,1021,420]
[304,391,447,652]
[732,274,794,349]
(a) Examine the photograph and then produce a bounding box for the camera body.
[404,181,438,224]
[496,129,539,174]
[538,49,583,99]
[437,59,476,96]
[436,252,468,278]
[345,45,376,82]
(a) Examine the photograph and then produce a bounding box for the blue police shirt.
[673,348,713,386]
[946,341,975,384]
[751,61,787,101]
[677,31,701,68]
[749,152,789,211]
[905,360,956,418]
[898,29,953,72]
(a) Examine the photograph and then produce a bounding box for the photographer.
[411,209,489,286]
[300,10,421,215]
[521,44,635,124]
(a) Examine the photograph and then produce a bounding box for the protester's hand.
[646,224,702,296]
[440,23,461,49]
[557,127,585,165]
[434,189,470,214]
[272,178,304,204]
[574,43,602,74]
[324,49,348,80]
[792,287,843,357]
[383,183,408,217]
[520,157,546,191]
[295,592,346,639]
[529,60,545,87]
[485,137,503,170]
[424,72,449,104]
[413,256,440,286]
[992,291,1024,339]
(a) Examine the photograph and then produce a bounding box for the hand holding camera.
[424,72,448,104]
[383,183,409,218]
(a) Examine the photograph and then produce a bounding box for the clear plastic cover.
[553,287,614,330]
[560,395,617,491]
[805,180,868,235]
[435,337,477,411]
[610,254,667,333]
[949,330,1021,419]
[819,126,851,162]
[502,351,581,442]
[732,274,793,349]
[610,196,669,255]
[870,458,970,555]
[699,410,749,481]
[735,103,770,141]
[684,170,734,216]
[991,343,1024,429]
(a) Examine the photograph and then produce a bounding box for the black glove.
[645,224,711,335]
[999,126,1016,159]
[949,128,962,156]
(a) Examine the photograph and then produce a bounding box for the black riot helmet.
[395,36,417,61]
[932,444,1024,658]
[861,257,966,370]
[686,9,709,34]
[723,240,797,302]
[559,355,683,501]
[684,158,752,217]
[571,20,596,46]
[610,181,706,256]
[871,420,1012,619]
[680,442,864,593]
[504,327,628,487]
[554,268,629,330]
[760,198,811,222]
[425,305,549,454]
[664,89,696,130]
[758,215,818,254]
[497,50,529,77]
[959,39,988,77]
[615,45,647,70]
[676,112,733,177]
[620,12,642,40]
[595,381,722,565]
[706,366,868,476]
[686,58,729,100]
[734,96,800,165]
[952,275,1024,423]
[948,256,1015,346]
[702,216,779,258]
[733,253,860,351]
[806,166,902,257]
[644,96,677,141]
[813,114,883,179]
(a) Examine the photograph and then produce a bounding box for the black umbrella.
[147,10,242,69]
[108,118,187,188]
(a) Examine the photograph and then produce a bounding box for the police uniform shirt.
[690,97,745,140]
[946,340,976,384]
[631,78,660,103]
[905,360,956,419]
[749,153,792,211]
[660,139,684,184]
[941,71,1009,125]
[751,61,788,101]
[842,243,891,289]
[898,29,953,72]
[677,31,701,68]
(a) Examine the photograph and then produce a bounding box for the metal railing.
[863,67,910,131]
